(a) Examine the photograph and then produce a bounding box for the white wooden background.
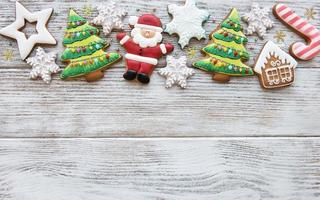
[0,0,319,199]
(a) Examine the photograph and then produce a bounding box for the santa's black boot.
[123,70,137,80]
[137,73,150,84]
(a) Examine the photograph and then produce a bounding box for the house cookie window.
[266,68,280,85]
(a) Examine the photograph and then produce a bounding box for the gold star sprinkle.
[305,8,316,20]
[83,5,93,17]
[274,31,286,43]
[3,49,14,61]
[187,47,198,59]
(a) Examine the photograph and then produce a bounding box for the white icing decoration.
[0,1,56,60]
[125,53,158,65]
[165,0,209,49]
[242,3,273,38]
[26,47,60,84]
[254,41,297,75]
[158,55,195,89]
[92,1,127,36]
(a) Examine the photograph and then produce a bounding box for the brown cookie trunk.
[85,70,104,82]
[212,73,231,82]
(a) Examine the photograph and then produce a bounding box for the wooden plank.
[0,0,319,137]
[0,68,319,137]
[0,138,319,200]
[0,0,319,68]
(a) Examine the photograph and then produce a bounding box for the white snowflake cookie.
[92,1,127,36]
[242,3,273,38]
[0,1,56,60]
[159,56,195,89]
[26,47,60,84]
[165,0,210,49]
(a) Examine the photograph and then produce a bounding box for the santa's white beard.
[131,27,162,48]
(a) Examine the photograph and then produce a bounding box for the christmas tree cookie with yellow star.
[193,8,254,83]
[60,9,121,82]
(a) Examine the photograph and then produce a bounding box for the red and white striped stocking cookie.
[273,4,320,61]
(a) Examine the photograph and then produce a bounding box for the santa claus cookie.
[254,41,297,89]
[117,14,174,84]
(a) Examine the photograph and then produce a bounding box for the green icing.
[60,53,121,79]
[221,19,242,32]
[203,43,249,60]
[61,41,107,61]
[193,8,253,78]
[213,32,247,44]
[193,59,254,76]
[221,9,242,32]
[67,10,87,29]
[63,28,98,45]
[60,9,121,80]
[68,9,86,23]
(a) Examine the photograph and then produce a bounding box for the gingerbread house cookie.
[254,41,297,89]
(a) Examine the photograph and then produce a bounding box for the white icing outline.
[164,0,210,48]
[0,1,56,60]
[158,55,195,88]
[92,2,127,36]
[160,44,167,54]
[134,24,163,33]
[120,35,130,45]
[242,3,273,38]
[254,41,297,75]
[125,53,158,65]
[26,47,60,84]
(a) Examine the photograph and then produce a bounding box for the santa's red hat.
[129,14,163,32]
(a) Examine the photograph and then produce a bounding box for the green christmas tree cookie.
[193,8,254,82]
[60,9,121,82]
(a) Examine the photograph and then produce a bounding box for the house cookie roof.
[254,41,297,74]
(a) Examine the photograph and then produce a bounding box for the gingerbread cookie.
[273,4,320,60]
[0,1,56,60]
[117,14,174,84]
[92,1,127,36]
[254,41,297,89]
[158,55,195,89]
[165,0,210,49]
[193,8,254,83]
[60,9,121,82]
[242,3,273,38]
[26,47,60,84]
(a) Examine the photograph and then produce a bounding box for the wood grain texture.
[0,0,319,137]
[0,138,319,200]
[0,68,319,137]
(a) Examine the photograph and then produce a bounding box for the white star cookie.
[165,0,210,49]
[92,1,127,36]
[242,3,273,38]
[159,56,195,89]
[26,47,60,84]
[0,1,56,60]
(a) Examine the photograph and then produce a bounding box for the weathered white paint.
[0,138,319,200]
[0,68,319,137]
[0,0,319,137]
[0,1,319,199]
